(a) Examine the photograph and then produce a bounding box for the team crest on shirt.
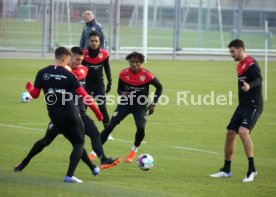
[98,53,103,59]
[140,76,145,81]
[242,63,246,70]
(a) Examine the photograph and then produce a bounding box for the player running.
[15,47,103,183]
[210,39,263,183]
[100,51,163,163]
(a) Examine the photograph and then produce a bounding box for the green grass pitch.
[0,58,275,197]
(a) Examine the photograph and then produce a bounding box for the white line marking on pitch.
[112,139,147,144]
[171,145,222,155]
[0,123,220,155]
[147,122,203,125]
[0,123,44,132]
[18,123,45,125]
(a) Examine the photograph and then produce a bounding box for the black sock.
[248,157,256,172]
[222,160,231,172]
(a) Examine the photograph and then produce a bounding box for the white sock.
[90,151,97,156]
[131,146,138,152]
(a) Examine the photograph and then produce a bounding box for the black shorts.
[227,104,263,133]
[51,113,85,144]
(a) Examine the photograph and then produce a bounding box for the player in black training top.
[14,47,120,174]
[82,31,114,160]
[210,39,263,183]
[82,31,111,128]
[14,47,104,183]
[99,51,163,163]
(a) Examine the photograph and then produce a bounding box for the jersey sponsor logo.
[48,88,66,93]
[43,73,67,80]
[43,73,50,80]
[51,74,67,80]
[48,88,54,93]
[89,64,102,69]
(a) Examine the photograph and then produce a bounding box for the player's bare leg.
[210,130,236,178]
[239,126,257,182]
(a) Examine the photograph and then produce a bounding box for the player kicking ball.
[15,47,104,183]
[210,39,263,183]
[14,47,120,177]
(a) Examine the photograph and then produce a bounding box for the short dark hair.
[89,30,100,39]
[55,47,71,60]
[125,51,145,63]
[71,46,84,55]
[228,39,245,50]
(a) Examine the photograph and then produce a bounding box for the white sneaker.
[108,135,114,140]
[242,171,257,183]
[210,171,231,178]
[64,175,83,183]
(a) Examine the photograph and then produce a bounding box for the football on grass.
[20,92,32,103]
[137,154,154,171]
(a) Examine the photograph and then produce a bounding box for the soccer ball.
[20,92,32,103]
[137,154,154,171]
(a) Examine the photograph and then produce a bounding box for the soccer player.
[14,47,120,174]
[69,47,120,168]
[210,39,263,182]
[82,30,114,147]
[100,51,163,163]
[15,47,104,183]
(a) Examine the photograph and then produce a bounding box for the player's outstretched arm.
[75,86,103,121]
[25,82,41,99]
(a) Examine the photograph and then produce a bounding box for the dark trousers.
[100,105,147,147]
[20,113,96,176]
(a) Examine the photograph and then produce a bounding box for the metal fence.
[0,0,275,59]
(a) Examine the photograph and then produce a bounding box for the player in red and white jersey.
[210,39,263,183]
[100,51,163,163]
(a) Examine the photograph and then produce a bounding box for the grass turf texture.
[0,58,275,197]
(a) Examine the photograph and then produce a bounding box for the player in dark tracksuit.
[210,39,263,183]
[82,31,111,129]
[100,51,163,163]
[14,47,104,183]
[14,47,120,173]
